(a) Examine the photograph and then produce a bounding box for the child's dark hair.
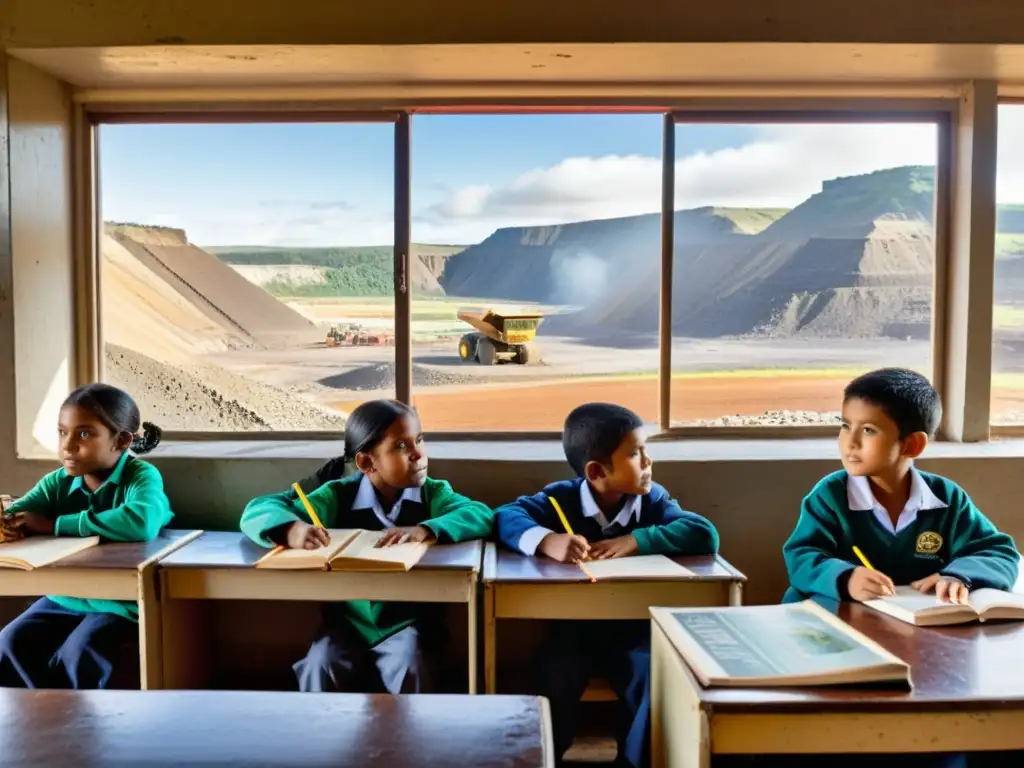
[562,402,644,477]
[844,368,942,438]
[63,383,162,455]
[298,399,419,493]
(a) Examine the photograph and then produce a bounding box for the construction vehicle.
[457,309,543,365]
[326,324,394,347]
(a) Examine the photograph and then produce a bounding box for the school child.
[773,368,1020,768]
[0,383,170,689]
[496,402,719,768]
[784,368,1018,605]
[240,399,493,695]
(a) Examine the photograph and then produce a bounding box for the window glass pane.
[397,114,662,431]
[99,122,393,431]
[669,121,937,427]
[992,104,1024,425]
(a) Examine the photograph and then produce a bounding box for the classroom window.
[991,104,1024,426]
[396,113,662,432]
[97,121,394,432]
[668,119,939,427]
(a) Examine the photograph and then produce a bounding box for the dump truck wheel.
[515,343,539,364]
[477,337,497,365]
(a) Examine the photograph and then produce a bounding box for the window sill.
[138,437,1024,463]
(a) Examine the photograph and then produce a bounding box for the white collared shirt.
[846,467,947,535]
[353,473,423,529]
[516,482,643,556]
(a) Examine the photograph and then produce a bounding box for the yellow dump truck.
[457,309,543,365]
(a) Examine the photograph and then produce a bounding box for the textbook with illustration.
[0,536,101,570]
[650,601,911,688]
[865,585,1024,626]
[256,529,432,572]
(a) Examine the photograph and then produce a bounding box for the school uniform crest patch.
[916,531,943,554]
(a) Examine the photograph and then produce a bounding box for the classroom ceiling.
[11,43,1024,94]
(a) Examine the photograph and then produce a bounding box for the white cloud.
[424,124,942,237]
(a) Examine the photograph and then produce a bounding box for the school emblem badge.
[916,531,943,555]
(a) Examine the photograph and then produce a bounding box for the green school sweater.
[240,474,494,646]
[4,452,173,620]
[783,469,1019,603]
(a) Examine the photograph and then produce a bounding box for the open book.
[866,585,1024,626]
[582,554,694,580]
[651,601,910,688]
[256,529,432,572]
[0,536,101,570]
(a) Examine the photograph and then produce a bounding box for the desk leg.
[484,583,496,694]
[729,581,743,607]
[651,621,710,768]
[467,579,478,694]
[137,566,162,690]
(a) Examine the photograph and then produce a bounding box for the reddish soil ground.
[330,376,850,430]
[332,375,1024,431]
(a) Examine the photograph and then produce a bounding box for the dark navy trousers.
[536,619,650,768]
[294,603,444,695]
[0,597,135,689]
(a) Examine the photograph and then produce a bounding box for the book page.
[255,529,358,569]
[332,530,431,570]
[867,585,975,616]
[970,588,1024,615]
[584,554,694,581]
[0,536,100,569]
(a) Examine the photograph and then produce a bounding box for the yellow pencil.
[292,482,325,529]
[852,545,874,570]
[548,496,597,583]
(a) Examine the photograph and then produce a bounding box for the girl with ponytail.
[240,398,493,694]
[0,383,173,689]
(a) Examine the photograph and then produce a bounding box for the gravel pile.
[319,363,478,392]
[689,410,842,427]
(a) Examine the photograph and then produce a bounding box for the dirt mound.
[440,208,777,304]
[319,363,477,392]
[106,345,346,431]
[107,225,318,347]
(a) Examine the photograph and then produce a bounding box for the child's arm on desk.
[419,479,494,543]
[783,490,860,601]
[240,481,339,548]
[629,483,719,556]
[496,488,583,559]
[940,487,1019,592]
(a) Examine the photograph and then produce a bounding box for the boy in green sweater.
[240,399,493,694]
[784,368,1018,606]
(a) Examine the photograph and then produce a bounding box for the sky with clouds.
[100,107,1024,248]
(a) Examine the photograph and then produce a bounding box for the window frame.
[80,97,967,442]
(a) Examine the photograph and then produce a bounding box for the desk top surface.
[689,602,1024,713]
[160,530,482,572]
[44,529,199,571]
[0,690,550,767]
[483,543,745,583]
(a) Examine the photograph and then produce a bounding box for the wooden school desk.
[157,531,483,692]
[651,601,1024,767]
[483,543,746,693]
[0,528,202,690]
[0,689,555,767]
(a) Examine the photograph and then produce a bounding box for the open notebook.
[651,601,911,688]
[256,529,432,572]
[581,554,694,580]
[0,536,101,570]
[866,585,1024,626]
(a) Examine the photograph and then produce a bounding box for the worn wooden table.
[0,528,201,689]
[158,531,483,691]
[651,601,1024,766]
[0,689,554,767]
[482,543,746,693]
